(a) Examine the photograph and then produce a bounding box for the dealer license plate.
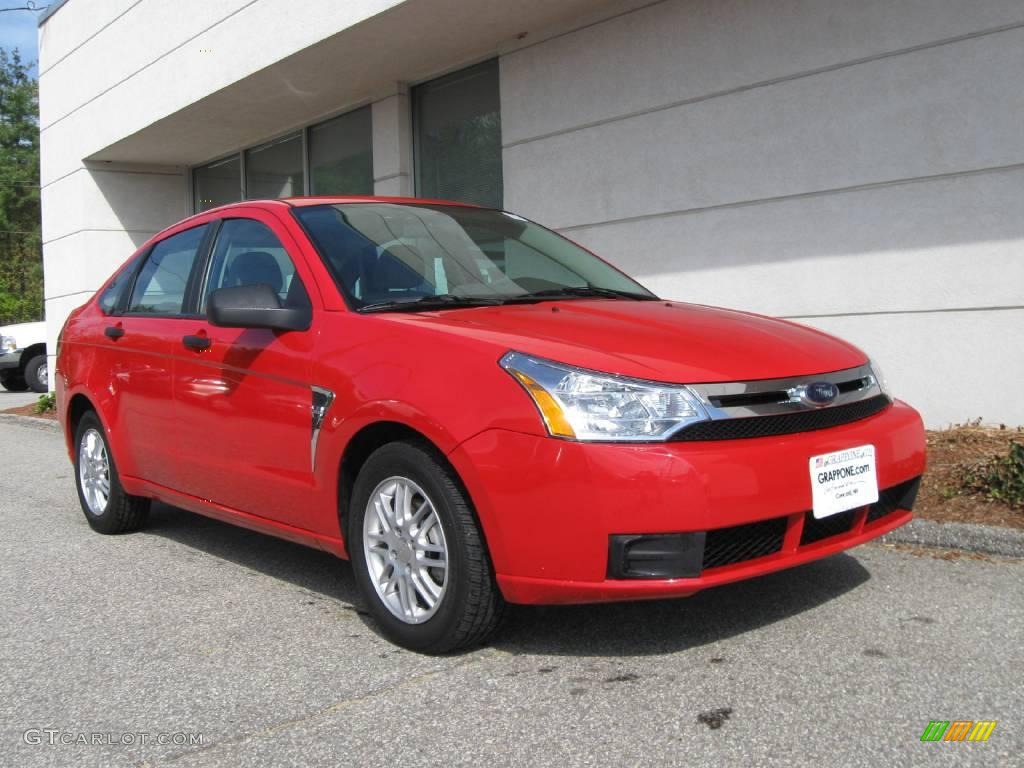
[809,445,879,519]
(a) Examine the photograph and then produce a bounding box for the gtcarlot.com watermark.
[23,729,204,747]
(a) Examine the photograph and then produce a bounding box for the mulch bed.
[916,423,1023,530]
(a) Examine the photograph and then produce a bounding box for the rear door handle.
[104,326,124,339]
[182,335,211,351]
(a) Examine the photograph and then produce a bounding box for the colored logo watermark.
[920,720,997,742]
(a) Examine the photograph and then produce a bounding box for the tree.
[0,47,42,324]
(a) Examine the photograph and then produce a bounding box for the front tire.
[23,354,48,393]
[74,412,150,534]
[349,441,503,653]
[0,372,28,392]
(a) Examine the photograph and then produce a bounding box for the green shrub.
[34,392,56,415]
[961,441,1024,508]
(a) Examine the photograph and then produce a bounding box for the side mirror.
[207,284,311,331]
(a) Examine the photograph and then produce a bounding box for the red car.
[57,197,926,652]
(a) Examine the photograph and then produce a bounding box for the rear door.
[172,211,319,527]
[102,223,211,489]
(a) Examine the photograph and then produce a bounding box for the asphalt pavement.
[1,419,1021,767]
[0,389,43,410]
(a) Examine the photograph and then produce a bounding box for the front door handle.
[104,326,124,339]
[182,335,211,351]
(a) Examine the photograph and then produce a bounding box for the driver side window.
[202,219,309,310]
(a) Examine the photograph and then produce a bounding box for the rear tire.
[23,354,48,393]
[74,411,150,534]
[348,441,503,653]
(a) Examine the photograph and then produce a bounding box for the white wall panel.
[565,167,1024,318]
[505,26,1024,229]
[40,167,185,244]
[502,0,1024,145]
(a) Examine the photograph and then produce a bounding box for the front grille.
[708,374,874,409]
[867,476,922,523]
[801,508,858,545]
[672,395,891,441]
[702,516,787,570]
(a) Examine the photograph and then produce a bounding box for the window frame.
[411,58,503,207]
[195,216,310,314]
[243,132,305,202]
[307,105,374,196]
[121,223,218,320]
[192,152,245,213]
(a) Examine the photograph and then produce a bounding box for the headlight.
[869,358,890,396]
[500,351,709,441]
[0,335,15,352]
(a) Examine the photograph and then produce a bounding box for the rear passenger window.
[127,225,208,315]
[202,219,309,310]
[98,255,142,315]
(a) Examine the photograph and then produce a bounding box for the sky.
[0,2,45,75]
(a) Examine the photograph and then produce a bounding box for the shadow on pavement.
[497,554,871,657]
[143,502,362,606]
[143,501,871,657]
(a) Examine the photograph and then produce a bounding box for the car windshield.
[292,203,656,311]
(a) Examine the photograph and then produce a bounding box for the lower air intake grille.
[801,508,858,545]
[702,517,788,571]
[867,476,922,523]
[672,395,891,441]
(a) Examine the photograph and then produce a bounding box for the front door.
[172,212,319,528]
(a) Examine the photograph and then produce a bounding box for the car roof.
[144,196,487,251]
[194,196,483,214]
[281,195,482,209]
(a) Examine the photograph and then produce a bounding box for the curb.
[0,413,61,433]
[881,517,1024,559]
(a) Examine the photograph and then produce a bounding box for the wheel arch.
[67,393,97,448]
[19,342,46,370]
[336,420,491,560]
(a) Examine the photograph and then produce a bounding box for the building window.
[245,133,304,200]
[310,107,373,195]
[413,59,503,208]
[194,155,241,212]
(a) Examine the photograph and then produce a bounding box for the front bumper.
[0,350,22,371]
[449,399,926,605]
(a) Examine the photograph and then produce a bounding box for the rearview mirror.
[207,284,311,331]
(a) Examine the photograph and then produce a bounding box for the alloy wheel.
[362,476,449,624]
[79,428,111,516]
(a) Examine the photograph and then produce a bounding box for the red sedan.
[56,197,926,652]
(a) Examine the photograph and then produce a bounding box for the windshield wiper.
[508,285,657,302]
[358,294,506,313]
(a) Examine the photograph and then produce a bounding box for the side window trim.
[184,219,222,317]
[122,223,213,319]
[118,246,155,317]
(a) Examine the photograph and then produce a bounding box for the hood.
[383,300,866,383]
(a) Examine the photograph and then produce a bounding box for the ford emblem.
[802,381,839,407]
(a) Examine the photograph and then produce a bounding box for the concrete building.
[37,0,1024,427]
